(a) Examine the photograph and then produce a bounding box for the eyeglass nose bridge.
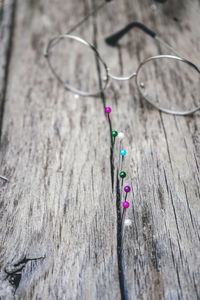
[108,71,137,81]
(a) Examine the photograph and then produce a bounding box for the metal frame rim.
[44,34,109,97]
[135,55,200,116]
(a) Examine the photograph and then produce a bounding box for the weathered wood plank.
[0,1,120,299]
[0,0,200,299]
[0,0,15,179]
[97,1,200,299]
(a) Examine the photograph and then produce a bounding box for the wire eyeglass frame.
[44,1,200,116]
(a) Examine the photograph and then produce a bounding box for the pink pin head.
[124,185,131,193]
[105,107,111,114]
[123,201,130,209]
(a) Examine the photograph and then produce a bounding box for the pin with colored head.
[105,107,111,124]
[121,201,130,227]
[117,132,124,140]
[120,171,126,187]
[112,130,118,144]
[120,149,127,163]
[0,175,8,182]
[124,219,132,227]
[124,185,131,201]
[118,133,124,151]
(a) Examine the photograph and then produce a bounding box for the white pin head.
[117,132,124,140]
[124,219,132,227]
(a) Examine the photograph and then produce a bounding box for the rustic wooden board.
[0,0,200,299]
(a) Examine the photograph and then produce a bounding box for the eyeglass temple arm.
[67,0,112,34]
[44,1,112,56]
[105,22,183,57]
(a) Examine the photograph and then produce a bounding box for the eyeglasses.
[44,1,200,116]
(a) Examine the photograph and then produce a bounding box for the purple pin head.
[105,107,111,114]
[123,201,130,209]
[124,185,131,193]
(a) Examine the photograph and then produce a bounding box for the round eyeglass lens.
[47,35,108,97]
[136,55,200,115]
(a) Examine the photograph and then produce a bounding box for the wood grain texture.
[0,0,15,137]
[0,0,200,299]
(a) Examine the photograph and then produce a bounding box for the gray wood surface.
[0,0,200,299]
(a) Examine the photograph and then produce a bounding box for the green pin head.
[112,130,118,137]
[120,171,126,178]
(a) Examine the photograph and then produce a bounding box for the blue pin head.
[120,149,127,156]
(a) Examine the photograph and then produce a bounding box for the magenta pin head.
[123,201,130,209]
[105,107,111,114]
[124,185,131,193]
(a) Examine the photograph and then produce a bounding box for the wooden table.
[0,0,200,299]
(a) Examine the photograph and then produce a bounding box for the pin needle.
[121,201,130,228]
[120,171,126,187]
[0,175,8,182]
[105,107,112,124]
[112,130,118,144]
[124,185,131,201]
[120,149,127,163]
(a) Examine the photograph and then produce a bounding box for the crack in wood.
[5,256,45,293]
[91,5,127,297]
[116,173,129,300]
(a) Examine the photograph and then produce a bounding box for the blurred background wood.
[0,0,200,299]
